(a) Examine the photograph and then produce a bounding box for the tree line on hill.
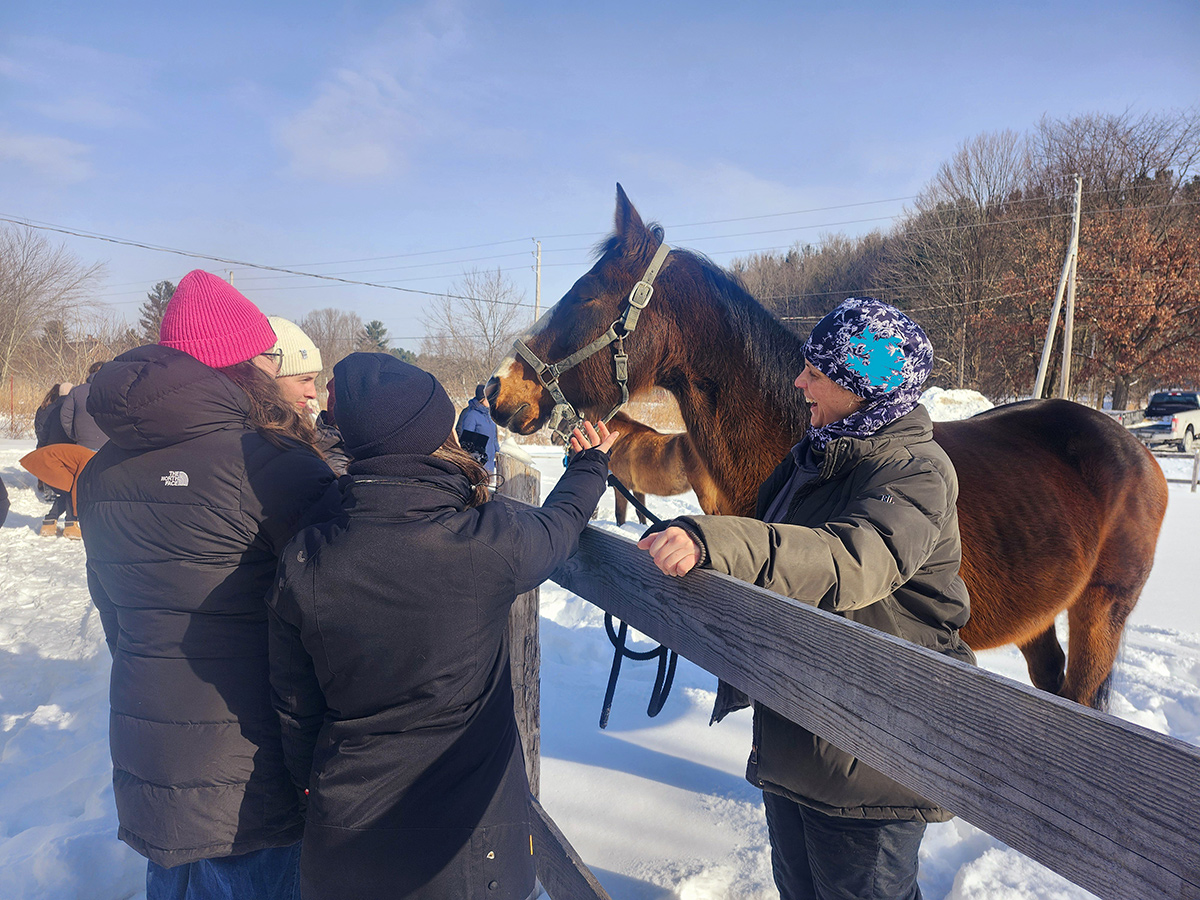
[731,110,1200,408]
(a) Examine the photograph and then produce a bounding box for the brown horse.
[489,185,1169,709]
[605,411,720,525]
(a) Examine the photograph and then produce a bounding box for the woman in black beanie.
[267,352,618,900]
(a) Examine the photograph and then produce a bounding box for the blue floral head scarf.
[802,297,933,449]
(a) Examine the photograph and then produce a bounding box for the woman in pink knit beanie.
[78,269,339,900]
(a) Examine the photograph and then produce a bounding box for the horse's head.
[488,184,674,436]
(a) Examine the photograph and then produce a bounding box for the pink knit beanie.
[159,270,278,368]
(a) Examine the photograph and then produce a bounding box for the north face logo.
[161,471,190,487]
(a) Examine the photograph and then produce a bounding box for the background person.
[268,352,618,900]
[35,382,73,448]
[33,381,76,533]
[77,269,340,900]
[455,382,499,472]
[638,297,973,900]
[266,316,349,475]
[60,361,109,451]
[20,443,96,540]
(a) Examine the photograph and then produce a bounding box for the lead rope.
[598,473,680,729]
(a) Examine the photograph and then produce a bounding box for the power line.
[0,215,531,308]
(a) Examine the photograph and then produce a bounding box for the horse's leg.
[1060,585,1135,710]
[1018,623,1066,696]
[613,488,628,526]
[635,491,648,526]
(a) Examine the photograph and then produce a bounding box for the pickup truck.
[1128,390,1200,452]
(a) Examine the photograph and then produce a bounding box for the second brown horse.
[605,411,720,525]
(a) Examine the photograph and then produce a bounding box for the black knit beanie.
[333,352,455,458]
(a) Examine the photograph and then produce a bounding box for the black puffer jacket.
[77,344,340,867]
[35,397,72,447]
[268,449,610,900]
[63,379,108,450]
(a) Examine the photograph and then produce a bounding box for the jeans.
[146,843,302,900]
[763,791,925,900]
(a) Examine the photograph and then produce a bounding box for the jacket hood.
[88,344,252,451]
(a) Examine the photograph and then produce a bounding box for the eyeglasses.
[260,349,284,372]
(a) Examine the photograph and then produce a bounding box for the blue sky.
[2,0,1197,350]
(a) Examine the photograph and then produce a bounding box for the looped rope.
[597,473,680,729]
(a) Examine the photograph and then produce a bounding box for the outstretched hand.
[637,526,701,577]
[569,420,620,455]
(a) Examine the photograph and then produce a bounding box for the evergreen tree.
[139,280,176,342]
[361,319,391,352]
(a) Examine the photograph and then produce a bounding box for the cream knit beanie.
[266,316,323,376]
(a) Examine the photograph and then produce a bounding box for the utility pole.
[1059,185,1081,399]
[532,239,542,322]
[1033,174,1083,399]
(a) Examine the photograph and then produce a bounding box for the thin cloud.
[275,1,469,182]
[616,154,818,222]
[0,37,149,130]
[0,130,92,182]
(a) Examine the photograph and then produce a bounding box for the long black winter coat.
[35,398,72,447]
[268,448,610,900]
[77,344,339,867]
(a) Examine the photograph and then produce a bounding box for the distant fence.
[499,452,1200,900]
[1154,448,1200,492]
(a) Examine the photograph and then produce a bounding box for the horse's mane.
[675,248,811,440]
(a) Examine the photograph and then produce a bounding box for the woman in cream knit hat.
[267,316,350,475]
[266,316,323,415]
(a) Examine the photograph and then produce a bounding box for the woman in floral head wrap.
[639,298,973,900]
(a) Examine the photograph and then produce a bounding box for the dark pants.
[763,791,925,900]
[146,843,302,900]
[44,490,75,523]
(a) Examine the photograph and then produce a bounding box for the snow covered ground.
[1,395,1198,898]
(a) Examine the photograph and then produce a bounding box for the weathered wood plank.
[499,452,542,799]
[551,526,1200,900]
[531,797,614,900]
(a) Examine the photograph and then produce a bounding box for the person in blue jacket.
[268,352,618,900]
[455,382,500,472]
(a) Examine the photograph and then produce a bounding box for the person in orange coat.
[20,443,96,539]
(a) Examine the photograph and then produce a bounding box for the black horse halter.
[511,241,671,442]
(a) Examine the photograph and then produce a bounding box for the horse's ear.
[614,183,648,246]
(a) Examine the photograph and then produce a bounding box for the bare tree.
[885,130,1031,388]
[419,268,528,401]
[0,225,103,387]
[298,307,366,392]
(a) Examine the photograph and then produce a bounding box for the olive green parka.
[677,405,973,822]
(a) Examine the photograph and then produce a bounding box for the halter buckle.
[628,280,654,309]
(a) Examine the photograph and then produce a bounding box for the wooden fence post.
[498,451,542,799]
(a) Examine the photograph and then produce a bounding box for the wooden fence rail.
[500,452,1200,900]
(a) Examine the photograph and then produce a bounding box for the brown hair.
[218,360,322,455]
[433,433,490,508]
[38,384,64,411]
